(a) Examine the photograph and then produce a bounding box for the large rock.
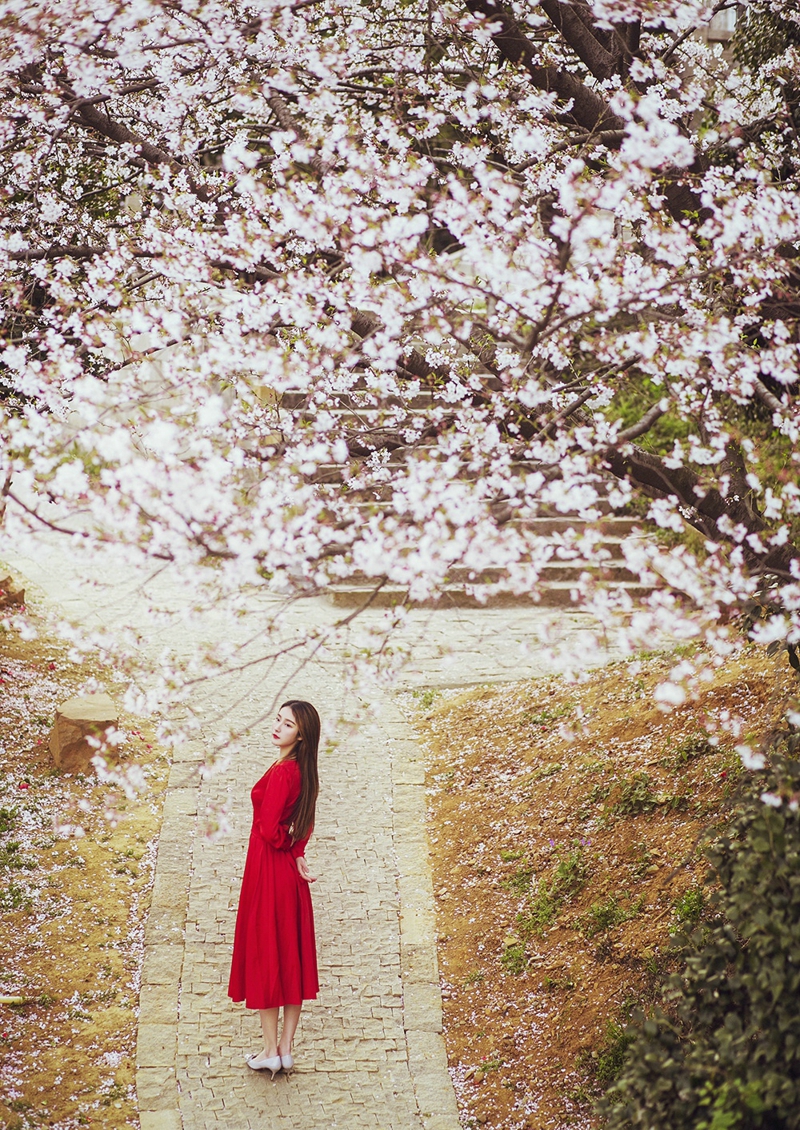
[49,693,119,774]
[0,576,24,609]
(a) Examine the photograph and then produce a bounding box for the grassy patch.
[664,733,717,767]
[412,687,439,711]
[580,894,645,938]
[0,840,37,870]
[607,772,659,817]
[673,884,706,929]
[543,973,575,991]
[501,941,528,974]
[522,701,575,728]
[0,881,34,912]
[500,862,535,896]
[0,806,18,834]
[519,885,560,936]
[530,761,564,782]
[593,1019,638,1086]
[519,842,588,937]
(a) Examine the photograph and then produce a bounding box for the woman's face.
[272,706,299,755]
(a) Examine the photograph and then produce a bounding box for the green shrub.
[522,701,574,727]
[412,688,438,711]
[552,843,588,897]
[519,883,559,935]
[671,734,716,765]
[601,753,800,1130]
[0,881,32,911]
[530,761,563,782]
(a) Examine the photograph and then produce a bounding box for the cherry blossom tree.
[1,0,799,727]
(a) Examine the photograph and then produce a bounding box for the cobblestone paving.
[163,672,434,1130]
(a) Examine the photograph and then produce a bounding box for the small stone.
[0,576,24,609]
[49,693,119,774]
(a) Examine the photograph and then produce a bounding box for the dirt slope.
[409,645,784,1130]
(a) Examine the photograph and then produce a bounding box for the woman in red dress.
[228,699,320,1076]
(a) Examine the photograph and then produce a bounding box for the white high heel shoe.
[280,1052,294,1072]
[246,1053,282,1078]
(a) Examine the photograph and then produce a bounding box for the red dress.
[227,759,319,1009]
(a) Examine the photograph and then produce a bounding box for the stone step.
[262,377,504,411]
[284,395,442,413]
[310,462,566,487]
[325,580,656,610]
[317,479,640,518]
[342,501,648,531]
[509,515,646,535]
[336,560,642,586]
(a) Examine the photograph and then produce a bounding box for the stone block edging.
[136,744,204,1128]
[381,696,460,1130]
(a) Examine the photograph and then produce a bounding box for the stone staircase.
[323,513,655,608]
[267,382,659,610]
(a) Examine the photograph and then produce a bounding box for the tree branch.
[7,245,149,262]
[537,0,617,80]
[530,386,596,440]
[69,94,180,170]
[462,0,707,223]
[6,244,280,284]
[464,0,624,131]
[602,444,797,578]
[661,0,737,64]
[752,378,786,417]
[37,72,214,201]
[266,90,329,177]
[617,399,668,442]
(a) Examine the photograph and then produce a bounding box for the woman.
[228,699,320,1076]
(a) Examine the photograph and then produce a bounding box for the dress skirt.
[228,758,319,1009]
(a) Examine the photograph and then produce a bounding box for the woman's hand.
[296,856,317,883]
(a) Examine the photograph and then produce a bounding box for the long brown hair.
[282,700,320,842]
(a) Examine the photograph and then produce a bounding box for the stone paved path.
[147,678,446,1130]
[3,536,628,1130]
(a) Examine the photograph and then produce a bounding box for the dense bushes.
[602,753,800,1130]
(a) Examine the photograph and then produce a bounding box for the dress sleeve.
[256,764,294,851]
[290,826,313,859]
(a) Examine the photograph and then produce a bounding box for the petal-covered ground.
[409,645,785,1130]
[0,621,168,1130]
